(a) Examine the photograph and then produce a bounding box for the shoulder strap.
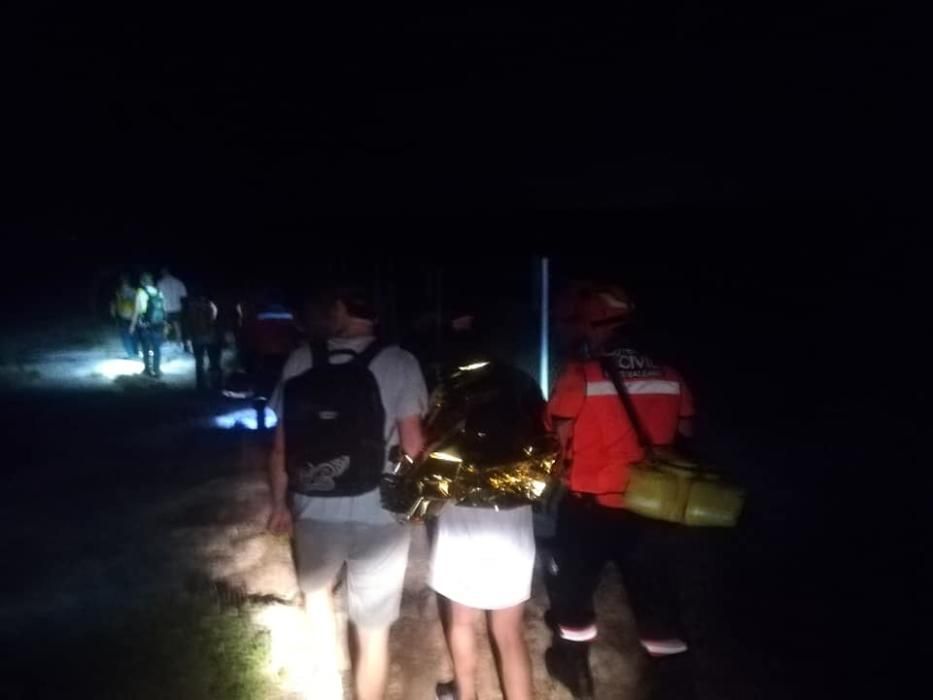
[310,340,329,367]
[355,339,387,368]
[598,355,653,455]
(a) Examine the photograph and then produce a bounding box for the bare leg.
[488,604,533,700]
[303,588,345,696]
[446,599,481,700]
[353,624,391,700]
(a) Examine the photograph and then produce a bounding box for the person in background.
[129,272,167,379]
[110,273,138,359]
[186,290,223,392]
[157,266,188,350]
[406,308,476,390]
[266,285,427,700]
[239,292,299,403]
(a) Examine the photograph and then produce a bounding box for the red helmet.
[580,285,634,328]
[555,282,634,345]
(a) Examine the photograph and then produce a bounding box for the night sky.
[3,4,910,226]
[1,2,920,418]
[2,3,918,383]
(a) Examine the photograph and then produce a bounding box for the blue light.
[539,256,550,397]
[255,311,294,320]
[213,406,278,430]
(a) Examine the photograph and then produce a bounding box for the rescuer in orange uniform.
[545,283,696,699]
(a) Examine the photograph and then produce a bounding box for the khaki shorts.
[293,519,411,628]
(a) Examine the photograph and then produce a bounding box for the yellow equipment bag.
[624,449,745,527]
[598,356,745,528]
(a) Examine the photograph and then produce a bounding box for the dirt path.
[0,328,781,699]
[151,435,650,700]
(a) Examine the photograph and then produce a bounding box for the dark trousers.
[193,341,222,390]
[166,311,184,345]
[137,325,164,376]
[117,319,137,358]
[548,494,684,641]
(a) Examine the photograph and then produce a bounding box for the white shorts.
[429,504,535,610]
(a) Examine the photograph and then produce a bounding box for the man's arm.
[397,414,425,459]
[266,423,292,533]
[552,416,574,455]
[548,363,585,477]
[394,351,429,459]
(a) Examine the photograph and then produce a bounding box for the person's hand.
[267,504,293,535]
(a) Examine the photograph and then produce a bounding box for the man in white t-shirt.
[266,286,427,700]
[157,267,188,348]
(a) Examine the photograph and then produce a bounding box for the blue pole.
[539,257,550,396]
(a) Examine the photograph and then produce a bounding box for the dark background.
[1,3,923,697]
[2,4,914,221]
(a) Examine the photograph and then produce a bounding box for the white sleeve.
[393,351,429,420]
[268,345,312,420]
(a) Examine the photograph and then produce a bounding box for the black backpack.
[283,341,387,496]
[143,288,166,326]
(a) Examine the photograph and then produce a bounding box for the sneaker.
[435,681,457,700]
[545,644,594,700]
[641,638,689,657]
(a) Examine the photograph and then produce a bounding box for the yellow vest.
[115,289,136,320]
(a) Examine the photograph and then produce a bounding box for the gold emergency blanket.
[380,361,560,522]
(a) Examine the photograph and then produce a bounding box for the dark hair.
[307,283,378,322]
[337,285,378,322]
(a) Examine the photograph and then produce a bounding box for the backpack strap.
[140,287,158,323]
[356,339,387,367]
[598,354,654,457]
[310,340,329,367]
